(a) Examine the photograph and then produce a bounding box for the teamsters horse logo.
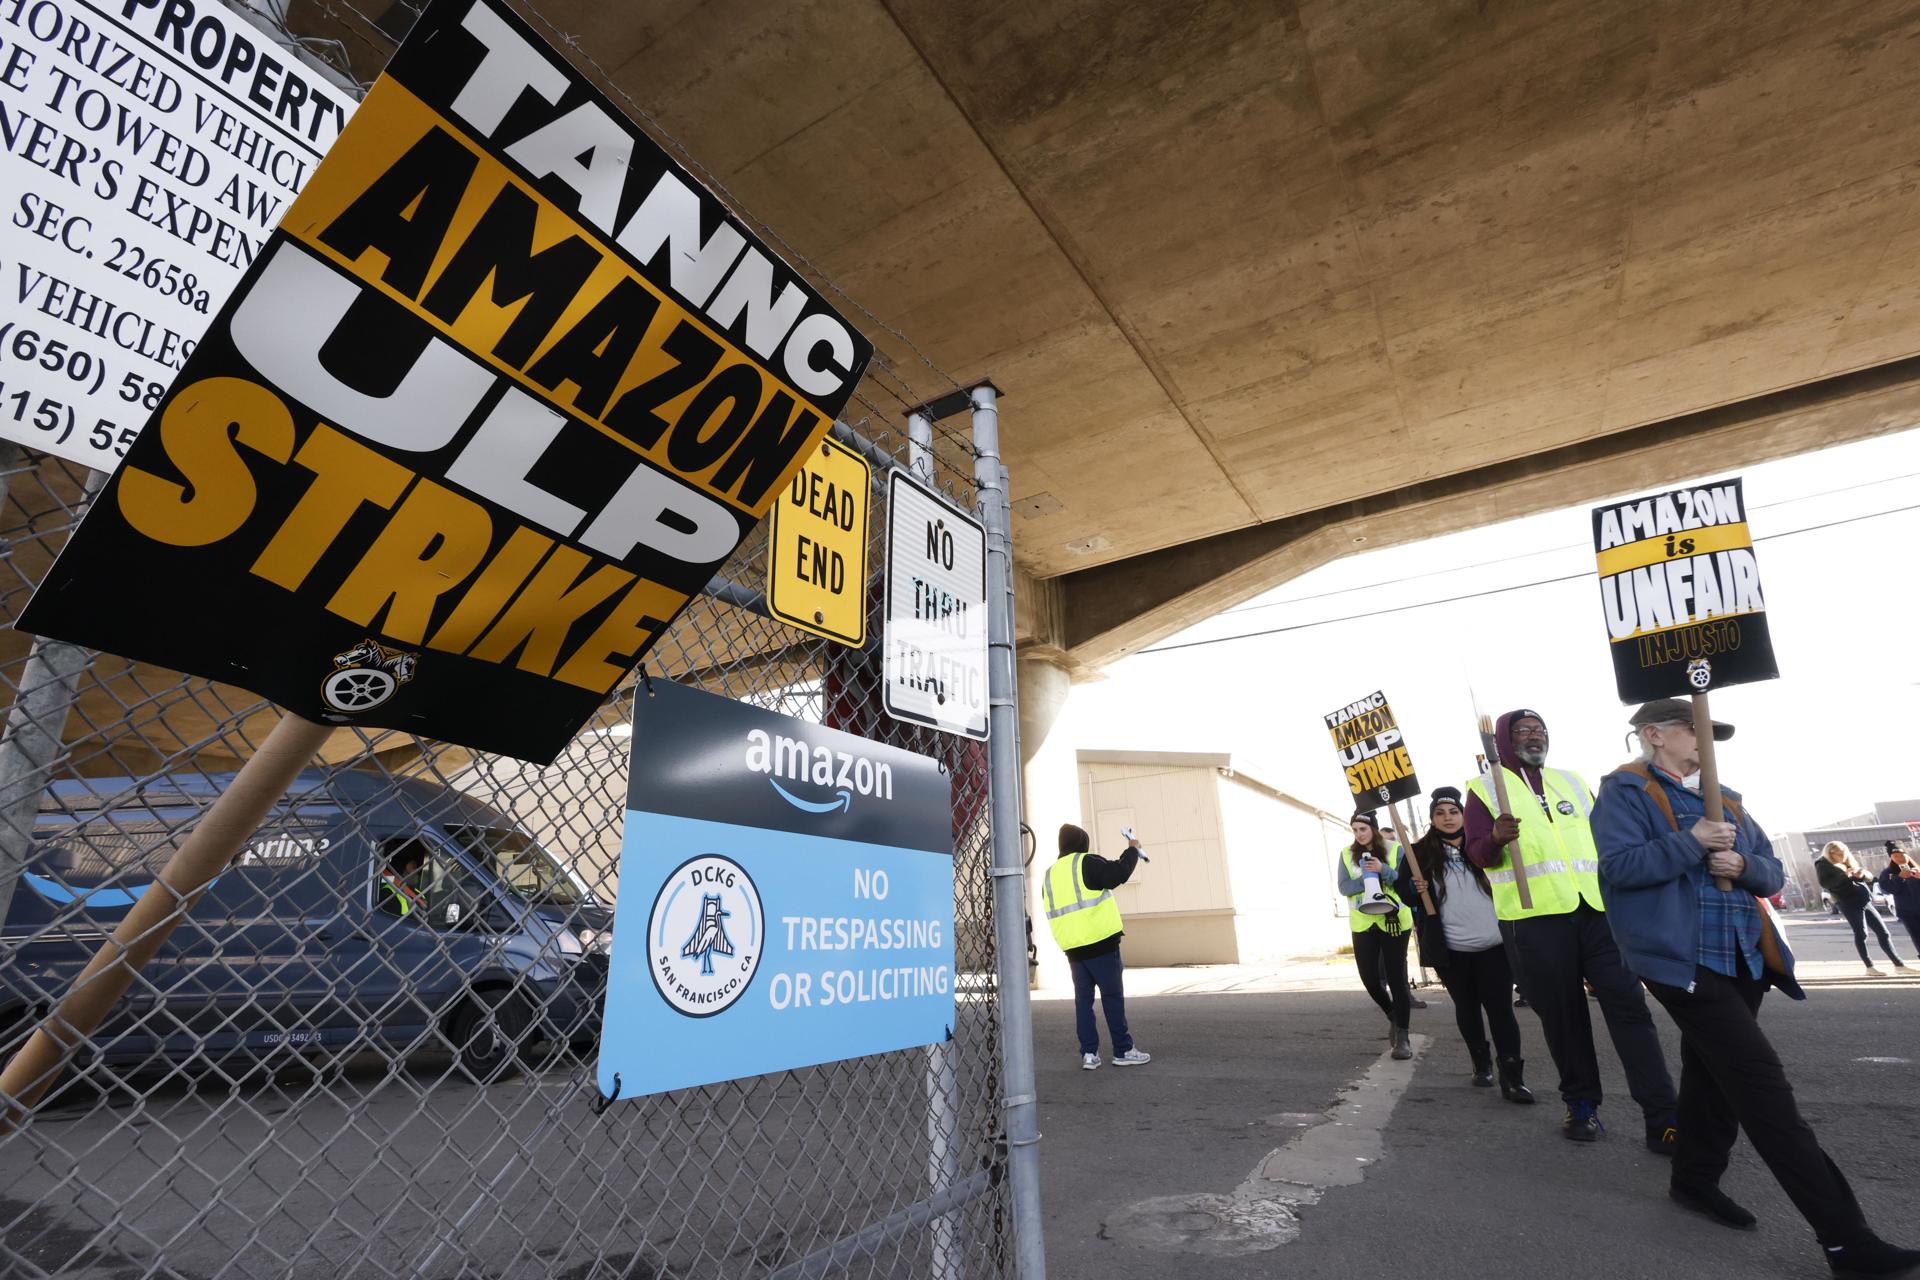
[320,639,419,715]
[648,854,762,1017]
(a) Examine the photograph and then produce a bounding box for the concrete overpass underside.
[189,0,1920,673]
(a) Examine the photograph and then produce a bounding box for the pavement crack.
[1100,1034,1427,1257]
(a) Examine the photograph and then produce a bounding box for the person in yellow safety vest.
[1043,823,1151,1071]
[1463,708,1678,1150]
[1337,811,1414,1060]
[378,848,426,918]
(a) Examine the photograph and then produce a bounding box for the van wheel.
[449,990,529,1083]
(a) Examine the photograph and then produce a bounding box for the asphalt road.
[8,913,1915,1278]
[1034,915,1920,1280]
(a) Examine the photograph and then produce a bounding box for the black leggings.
[1437,944,1522,1059]
[1839,899,1903,967]
[1352,928,1411,1030]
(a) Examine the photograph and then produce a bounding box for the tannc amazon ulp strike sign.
[598,679,953,1099]
[1591,477,1777,702]
[1324,690,1421,808]
[17,0,872,764]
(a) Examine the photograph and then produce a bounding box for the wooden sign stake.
[1389,797,1436,915]
[1478,715,1533,911]
[1692,692,1734,892]
[0,711,331,1130]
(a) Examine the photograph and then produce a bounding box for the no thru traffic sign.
[768,439,872,645]
[883,471,988,740]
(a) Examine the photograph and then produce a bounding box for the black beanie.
[1059,823,1090,856]
[1430,786,1463,815]
[1349,810,1378,830]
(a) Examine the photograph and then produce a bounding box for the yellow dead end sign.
[767,438,873,645]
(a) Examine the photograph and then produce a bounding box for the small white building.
[1068,750,1353,968]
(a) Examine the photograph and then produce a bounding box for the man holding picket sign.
[1589,478,1920,1276]
[1463,709,1680,1150]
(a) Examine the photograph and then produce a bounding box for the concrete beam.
[1057,354,1920,669]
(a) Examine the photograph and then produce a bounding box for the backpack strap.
[1611,760,1745,830]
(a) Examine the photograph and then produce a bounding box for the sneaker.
[1111,1048,1152,1067]
[1646,1117,1679,1156]
[1563,1100,1601,1142]
[1669,1181,1757,1231]
[1865,967,1887,978]
[1826,1237,1920,1276]
[1081,1053,1100,1071]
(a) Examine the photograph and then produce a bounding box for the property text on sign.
[0,0,358,471]
[767,437,870,645]
[1324,690,1421,807]
[1591,476,1777,701]
[17,0,873,762]
[883,469,987,740]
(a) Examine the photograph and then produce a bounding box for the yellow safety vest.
[381,876,414,917]
[1464,765,1602,921]
[1342,844,1412,934]
[1043,853,1123,950]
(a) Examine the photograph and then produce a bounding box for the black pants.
[1437,944,1522,1059]
[1646,964,1868,1245]
[1352,928,1410,1030]
[1508,903,1676,1119]
[1838,899,1903,967]
[1902,915,1920,956]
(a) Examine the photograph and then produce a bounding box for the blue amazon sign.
[597,679,954,1100]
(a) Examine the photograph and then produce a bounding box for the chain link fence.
[0,4,1029,1271]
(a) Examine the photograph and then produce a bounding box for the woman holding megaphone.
[1339,811,1414,1059]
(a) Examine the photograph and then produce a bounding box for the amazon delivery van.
[1,770,610,1081]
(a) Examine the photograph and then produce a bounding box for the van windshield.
[443,826,589,908]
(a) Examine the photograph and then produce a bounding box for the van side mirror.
[441,902,463,929]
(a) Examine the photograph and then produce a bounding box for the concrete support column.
[1017,654,1078,994]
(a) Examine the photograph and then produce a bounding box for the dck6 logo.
[648,855,762,1017]
[743,728,893,815]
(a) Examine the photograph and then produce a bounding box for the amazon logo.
[24,872,219,910]
[744,728,893,816]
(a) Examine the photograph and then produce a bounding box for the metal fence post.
[908,411,935,484]
[924,1037,964,1279]
[970,382,1046,1279]
[0,465,104,931]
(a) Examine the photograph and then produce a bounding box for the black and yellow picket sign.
[1591,476,1777,702]
[767,438,871,645]
[1324,690,1422,808]
[16,0,873,764]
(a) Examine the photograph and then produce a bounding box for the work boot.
[1646,1114,1679,1156]
[1669,1181,1757,1231]
[1468,1040,1494,1088]
[1497,1056,1534,1104]
[1390,1026,1413,1060]
[1826,1236,1920,1276]
[1563,1100,1601,1141]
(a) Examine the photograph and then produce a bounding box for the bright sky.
[1050,427,1920,836]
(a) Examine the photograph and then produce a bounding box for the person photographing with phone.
[1044,823,1152,1070]
[1879,844,1920,956]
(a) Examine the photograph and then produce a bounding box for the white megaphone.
[1356,871,1397,915]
